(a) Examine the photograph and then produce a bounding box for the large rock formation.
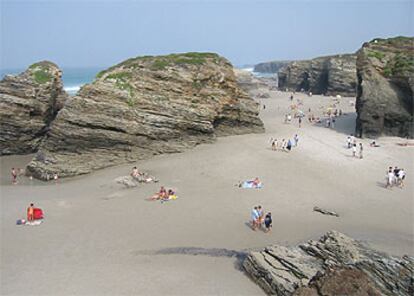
[277,54,357,96]
[243,231,413,296]
[0,61,68,155]
[26,53,264,180]
[254,61,291,73]
[355,36,414,138]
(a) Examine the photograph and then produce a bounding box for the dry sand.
[1,90,413,295]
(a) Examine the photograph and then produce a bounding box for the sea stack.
[355,36,414,138]
[26,53,264,180]
[0,61,68,155]
[277,54,357,96]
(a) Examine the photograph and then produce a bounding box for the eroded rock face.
[355,36,414,138]
[277,54,357,96]
[254,61,291,73]
[26,53,264,180]
[0,61,68,155]
[234,69,277,92]
[243,231,414,296]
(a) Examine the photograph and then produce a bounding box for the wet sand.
[1,90,413,295]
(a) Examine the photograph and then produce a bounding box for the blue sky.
[1,0,413,68]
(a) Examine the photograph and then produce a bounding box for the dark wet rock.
[0,61,68,155]
[26,53,264,180]
[277,54,357,96]
[243,231,413,296]
[313,206,339,217]
[355,36,414,138]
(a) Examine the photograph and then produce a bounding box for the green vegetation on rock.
[382,53,414,77]
[29,63,54,84]
[367,50,385,61]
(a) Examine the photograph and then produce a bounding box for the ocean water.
[0,67,105,96]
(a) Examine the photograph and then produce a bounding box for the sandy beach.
[1,89,413,295]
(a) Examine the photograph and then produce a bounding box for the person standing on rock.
[359,143,363,159]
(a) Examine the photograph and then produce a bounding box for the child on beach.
[11,168,17,184]
[251,207,259,230]
[264,213,272,233]
[27,203,34,222]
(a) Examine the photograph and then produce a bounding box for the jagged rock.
[0,61,68,155]
[355,36,414,138]
[115,176,138,188]
[254,61,291,73]
[243,231,414,296]
[294,268,382,296]
[277,54,357,96]
[26,53,264,180]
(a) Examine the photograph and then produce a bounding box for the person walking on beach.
[257,205,264,228]
[359,143,363,159]
[398,168,406,188]
[264,213,272,233]
[251,207,259,230]
[386,167,394,188]
[352,143,357,157]
[294,134,299,146]
[11,168,17,184]
[298,117,302,128]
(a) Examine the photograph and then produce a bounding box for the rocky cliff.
[243,231,413,296]
[254,61,291,73]
[0,61,68,155]
[26,53,264,180]
[277,54,357,96]
[355,36,414,138]
[234,69,277,92]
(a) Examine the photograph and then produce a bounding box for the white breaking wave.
[64,85,81,95]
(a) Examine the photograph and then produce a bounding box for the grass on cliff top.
[96,52,221,77]
[371,36,414,46]
[29,63,54,84]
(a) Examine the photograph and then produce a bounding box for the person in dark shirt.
[264,213,272,233]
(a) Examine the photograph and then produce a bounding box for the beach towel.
[26,220,43,226]
[241,181,263,189]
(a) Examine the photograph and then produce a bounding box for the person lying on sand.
[370,141,380,147]
[131,166,158,183]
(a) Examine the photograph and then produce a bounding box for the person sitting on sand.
[27,203,35,222]
[252,177,260,187]
[370,140,380,147]
[264,213,272,233]
[131,167,139,178]
[150,186,167,200]
[286,139,292,152]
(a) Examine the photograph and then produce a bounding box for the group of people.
[270,134,299,152]
[386,166,406,188]
[346,135,364,159]
[250,205,272,232]
[11,168,59,184]
[149,186,177,201]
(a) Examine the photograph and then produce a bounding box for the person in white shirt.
[386,167,395,188]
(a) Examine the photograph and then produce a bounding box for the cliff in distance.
[355,36,413,138]
[0,61,68,155]
[277,54,357,96]
[26,53,264,180]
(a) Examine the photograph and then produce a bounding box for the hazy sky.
[1,0,413,69]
